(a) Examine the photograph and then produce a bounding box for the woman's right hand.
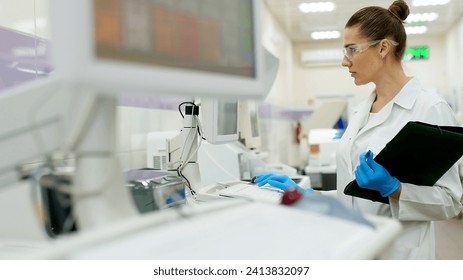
[254,173,313,193]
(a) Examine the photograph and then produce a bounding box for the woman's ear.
[379,39,391,57]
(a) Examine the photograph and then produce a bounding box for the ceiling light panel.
[405,26,428,35]
[310,30,340,40]
[412,0,451,7]
[299,2,336,13]
[406,12,439,23]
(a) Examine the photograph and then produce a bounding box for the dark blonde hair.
[345,0,409,60]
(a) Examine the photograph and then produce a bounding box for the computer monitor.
[200,98,239,144]
[238,99,261,149]
[50,0,268,99]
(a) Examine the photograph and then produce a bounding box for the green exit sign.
[404,46,429,61]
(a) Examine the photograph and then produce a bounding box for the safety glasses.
[342,39,398,60]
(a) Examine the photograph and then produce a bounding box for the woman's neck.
[371,64,409,113]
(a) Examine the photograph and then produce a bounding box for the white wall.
[260,1,294,105]
[294,41,373,104]
[403,36,448,94]
[0,0,50,39]
[445,16,463,123]
[259,1,308,167]
[436,16,463,260]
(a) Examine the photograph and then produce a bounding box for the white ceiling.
[264,0,463,43]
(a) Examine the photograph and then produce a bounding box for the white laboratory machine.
[304,128,342,190]
[307,128,342,168]
[145,98,241,195]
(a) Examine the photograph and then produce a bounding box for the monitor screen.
[239,99,261,149]
[51,0,268,99]
[200,98,239,144]
[93,0,255,78]
[217,101,239,137]
[249,101,260,137]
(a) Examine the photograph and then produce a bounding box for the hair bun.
[388,0,410,21]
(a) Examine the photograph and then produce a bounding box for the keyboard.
[216,182,284,204]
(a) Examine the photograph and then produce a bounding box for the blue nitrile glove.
[354,150,400,197]
[254,173,314,193]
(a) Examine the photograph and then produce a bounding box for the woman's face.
[341,26,382,86]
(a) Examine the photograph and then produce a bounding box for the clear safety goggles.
[342,39,398,60]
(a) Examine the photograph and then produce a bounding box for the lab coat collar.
[350,76,419,114]
[351,93,374,115]
[357,94,392,136]
[350,77,418,140]
[390,76,419,110]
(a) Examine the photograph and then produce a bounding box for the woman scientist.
[255,0,462,259]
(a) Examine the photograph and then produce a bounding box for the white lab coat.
[336,77,463,259]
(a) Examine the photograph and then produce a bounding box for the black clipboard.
[344,121,463,204]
